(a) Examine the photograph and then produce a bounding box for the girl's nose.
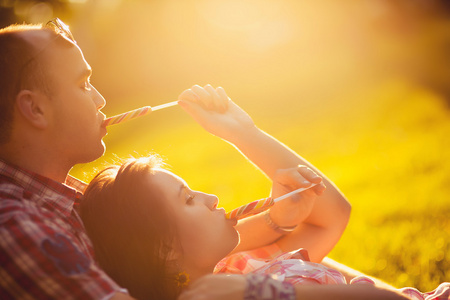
[205,194,219,210]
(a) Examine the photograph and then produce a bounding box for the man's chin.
[93,142,106,160]
[77,143,106,164]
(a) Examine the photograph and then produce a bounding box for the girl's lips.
[227,216,238,226]
[218,208,238,226]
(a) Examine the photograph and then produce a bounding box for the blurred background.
[2,0,449,292]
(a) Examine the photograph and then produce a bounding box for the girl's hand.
[178,274,246,300]
[269,166,326,227]
[178,84,255,142]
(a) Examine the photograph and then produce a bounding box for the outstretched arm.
[178,274,409,300]
[178,85,351,261]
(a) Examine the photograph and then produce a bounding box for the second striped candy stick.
[225,183,318,220]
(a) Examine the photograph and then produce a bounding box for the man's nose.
[91,85,106,110]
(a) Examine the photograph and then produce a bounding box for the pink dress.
[214,244,450,300]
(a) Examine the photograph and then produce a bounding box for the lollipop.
[103,101,178,127]
[226,183,318,220]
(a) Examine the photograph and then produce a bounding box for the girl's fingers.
[313,182,327,196]
[297,166,325,196]
[204,84,222,112]
[275,166,325,196]
[178,88,200,103]
[290,170,312,187]
[277,166,321,187]
[297,165,323,184]
[191,85,213,109]
[180,84,229,113]
[216,86,229,112]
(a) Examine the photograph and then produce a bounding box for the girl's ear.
[15,89,49,129]
[165,248,181,262]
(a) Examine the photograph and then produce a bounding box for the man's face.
[38,33,107,166]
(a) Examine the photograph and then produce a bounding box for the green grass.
[71,79,449,292]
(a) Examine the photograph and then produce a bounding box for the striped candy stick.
[226,197,274,220]
[103,101,178,127]
[225,183,317,220]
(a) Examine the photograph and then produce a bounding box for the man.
[0,19,133,299]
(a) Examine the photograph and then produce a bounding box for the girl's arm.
[178,85,351,261]
[177,274,410,300]
[296,284,409,300]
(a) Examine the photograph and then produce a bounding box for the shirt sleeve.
[0,211,123,300]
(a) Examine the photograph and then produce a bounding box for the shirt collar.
[0,159,88,216]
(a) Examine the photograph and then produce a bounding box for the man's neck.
[0,142,71,183]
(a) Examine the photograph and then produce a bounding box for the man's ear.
[15,90,49,129]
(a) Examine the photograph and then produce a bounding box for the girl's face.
[149,169,239,273]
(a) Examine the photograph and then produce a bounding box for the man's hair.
[81,155,181,300]
[0,24,55,144]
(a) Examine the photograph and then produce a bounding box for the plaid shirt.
[0,160,123,299]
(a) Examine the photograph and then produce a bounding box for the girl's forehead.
[152,168,188,186]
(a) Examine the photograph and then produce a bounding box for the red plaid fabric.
[0,159,123,299]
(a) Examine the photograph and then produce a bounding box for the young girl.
[80,85,449,300]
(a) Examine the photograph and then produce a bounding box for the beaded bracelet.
[244,274,296,300]
[264,210,298,235]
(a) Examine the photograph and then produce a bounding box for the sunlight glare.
[196,0,296,50]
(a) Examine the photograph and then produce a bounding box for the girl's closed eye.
[186,193,195,205]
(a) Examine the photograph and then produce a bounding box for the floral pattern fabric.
[215,243,450,300]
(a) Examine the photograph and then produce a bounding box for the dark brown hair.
[0,24,64,144]
[81,156,179,300]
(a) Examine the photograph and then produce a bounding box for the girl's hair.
[81,155,179,300]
